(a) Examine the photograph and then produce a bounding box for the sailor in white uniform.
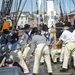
[57,23,75,72]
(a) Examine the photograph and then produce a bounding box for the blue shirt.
[19,33,28,48]
[7,41,21,51]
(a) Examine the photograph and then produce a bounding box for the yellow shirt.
[2,21,10,31]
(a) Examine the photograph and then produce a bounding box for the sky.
[54,0,75,14]
[0,0,75,14]
[11,0,37,13]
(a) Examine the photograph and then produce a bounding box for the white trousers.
[33,43,52,74]
[10,50,29,73]
[63,42,75,69]
[40,46,52,63]
[22,46,30,60]
[60,44,65,62]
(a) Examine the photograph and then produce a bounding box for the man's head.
[24,24,30,30]
[63,22,71,30]
[11,32,18,41]
[42,24,49,32]
[24,24,30,34]
[18,29,24,36]
[31,27,41,35]
[3,29,10,34]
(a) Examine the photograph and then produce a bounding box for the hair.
[11,33,18,41]
[24,24,30,29]
[31,27,41,35]
[42,25,48,31]
[3,29,10,34]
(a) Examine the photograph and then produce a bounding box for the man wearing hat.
[40,25,55,64]
[18,29,30,62]
[7,33,29,74]
[56,22,75,72]
[30,27,52,75]
[0,29,11,44]
[24,24,30,30]
[24,24,32,43]
[59,22,71,63]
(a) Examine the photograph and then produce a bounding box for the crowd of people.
[0,20,75,75]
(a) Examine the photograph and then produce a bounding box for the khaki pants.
[22,46,30,60]
[10,50,29,73]
[63,42,75,69]
[60,43,65,62]
[50,49,61,62]
[40,46,52,63]
[33,43,52,74]
[40,56,44,63]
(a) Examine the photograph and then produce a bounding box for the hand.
[30,52,34,58]
[30,54,33,58]
[21,48,24,53]
[48,44,52,46]
[27,42,31,47]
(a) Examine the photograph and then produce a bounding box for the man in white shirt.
[57,22,75,72]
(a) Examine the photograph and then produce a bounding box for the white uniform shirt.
[73,30,75,40]
[59,30,75,43]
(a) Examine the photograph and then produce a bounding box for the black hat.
[31,27,39,34]
[11,33,18,40]
[42,25,49,31]
[3,29,9,34]
[64,22,71,27]
[24,24,30,29]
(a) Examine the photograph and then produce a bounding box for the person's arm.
[0,47,9,67]
[48,34,55,46]
[19,39,23,44]
[0,57,6,67]
[30,37,36,58]
[56,40,63,47]
[19,35,24,43]
[30,40,36,54]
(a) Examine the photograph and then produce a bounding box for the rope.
[72,0,75,7]
[17,0,28,23]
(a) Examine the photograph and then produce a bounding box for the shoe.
[33,73,37,75]
[40,62,44,65]
[73,66,75,70]
[60,68,68,72]
[26,73,33,75]
[59,62,63,64]
[48,73,52,75]
[53,62,57,64]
